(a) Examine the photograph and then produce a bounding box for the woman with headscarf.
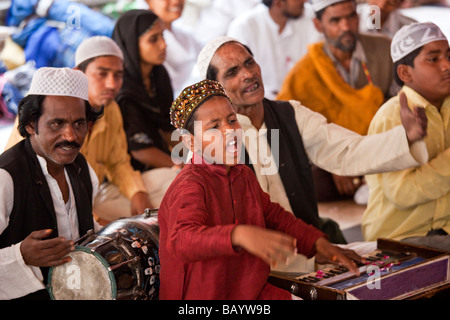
[113,9,175,172]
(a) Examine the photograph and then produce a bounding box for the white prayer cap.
[311,0,350,12]
[391,22,448,63]
[75,35,123,67]
[197,36,238,79]
[28,67,89,101]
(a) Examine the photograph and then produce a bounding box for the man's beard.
[326,31,357,52]
[282,8,303,20]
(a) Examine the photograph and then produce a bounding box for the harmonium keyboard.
[268,238,450,300]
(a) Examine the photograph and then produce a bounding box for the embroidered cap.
[75,35,124,67]
[170,79,230,129]
[28,67,89,101]
[391,22,448,62]
[197,36,237,79]
[311,0,350,12]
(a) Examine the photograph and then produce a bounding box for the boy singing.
[158,80,360,299]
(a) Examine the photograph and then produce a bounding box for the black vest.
[0,139,94,299]
[245,99,320,227]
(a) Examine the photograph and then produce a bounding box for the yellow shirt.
[362,86,450,241]
[5,101,147,200]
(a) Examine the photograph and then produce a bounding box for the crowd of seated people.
[0,0,449,300]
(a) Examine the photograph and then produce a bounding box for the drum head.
[48,246,117,300]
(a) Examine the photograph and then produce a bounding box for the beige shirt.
[237,100,428,214]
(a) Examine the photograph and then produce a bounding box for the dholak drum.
[47,209,160,300]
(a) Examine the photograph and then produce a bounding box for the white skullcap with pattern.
[75,35,124,67]
[197,36,238,79]
[311,0,349,12]
[28,67,89,101]
[391,22,448,63]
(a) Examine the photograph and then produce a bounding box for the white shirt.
[237,100,428,210]
[187,0,260,45]
[163,19,203,98]
[0,154,99,300]
[227,3,322,99]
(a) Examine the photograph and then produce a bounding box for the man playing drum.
[0,67,102,299]
[5,36,153,224]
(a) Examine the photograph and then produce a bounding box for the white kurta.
[0,155,99,299]
[187,0,260,45]
[227,3,322,99]
[163,19,203,98]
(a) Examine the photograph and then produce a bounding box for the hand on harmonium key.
[313,237,365,276]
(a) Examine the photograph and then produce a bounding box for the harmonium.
[268,238,450,300]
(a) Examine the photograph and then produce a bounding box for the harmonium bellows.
[268,238,450,300]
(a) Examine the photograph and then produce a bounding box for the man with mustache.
[0,67,101,299]
[6,36,153,224]
[277,0,396,202]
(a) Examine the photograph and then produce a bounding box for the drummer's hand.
[130,191,153,216]
[314,237,361,275]
[20,229,74,267]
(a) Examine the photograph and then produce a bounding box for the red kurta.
[158,155,325,299]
